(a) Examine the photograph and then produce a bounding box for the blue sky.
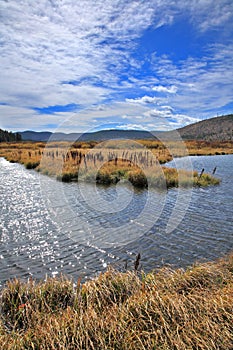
[0,0,232,133]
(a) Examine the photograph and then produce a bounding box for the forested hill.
[177,114,233,141]
[0,129,21,142]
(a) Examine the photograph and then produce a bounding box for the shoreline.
[0,252,232,349]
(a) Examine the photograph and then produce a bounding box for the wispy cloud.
[0,0,232,131]
[147,44,233,116]
[187,0,233,32]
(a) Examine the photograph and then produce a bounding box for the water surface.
[0,155,232,286]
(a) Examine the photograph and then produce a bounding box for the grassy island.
[0,139,227,188]
[0,253,232,349]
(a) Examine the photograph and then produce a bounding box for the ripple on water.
[0,155,233,286]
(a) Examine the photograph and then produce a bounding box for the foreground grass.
[0,140,222,188]
[0,254,233,349]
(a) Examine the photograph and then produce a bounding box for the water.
[0,155,232,286]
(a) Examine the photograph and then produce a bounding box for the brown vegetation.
[0,253,232,349]
[0,139,229,188]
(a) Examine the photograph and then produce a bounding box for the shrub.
[96,171,113,185]
[128,170,148,188]
[194,173,220,187]
[25,161,40,169]
[57,172,74,182]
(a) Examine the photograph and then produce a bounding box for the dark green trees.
[0,129,21,142]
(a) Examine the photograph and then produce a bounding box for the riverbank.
[0,140,225,188]
[0,253,232,349]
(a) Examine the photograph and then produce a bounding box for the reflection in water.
[0,155,233,286]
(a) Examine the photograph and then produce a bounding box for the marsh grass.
[0,141,226,188]
[0,254,233,349]
[128,167,220,188]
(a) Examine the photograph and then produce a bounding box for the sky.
[0,0,233,133]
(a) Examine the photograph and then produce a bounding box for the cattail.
[199,168,204,178]
[134,253,141,271]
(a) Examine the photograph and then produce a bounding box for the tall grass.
[0,254,233,349]
[0,141,225,188]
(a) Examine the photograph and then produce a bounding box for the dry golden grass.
[0,254,233,349]
[1,140,232,167]
[0,140,228,187]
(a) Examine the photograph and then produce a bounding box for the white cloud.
[144,108,199,127]
[114,123,149,131]
[0,0,232,131]
[0,105,64,131]
[149,44,233,116]
[187,0,233,32]
[126,96,163,104]
[152,85,178,94]
[0,0,161,110]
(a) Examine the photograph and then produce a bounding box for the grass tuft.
[0,254,233,349]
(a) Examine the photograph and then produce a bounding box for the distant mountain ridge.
[19,129,155,142]
[18,114,233,142]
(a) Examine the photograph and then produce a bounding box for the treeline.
[0,129,21,142]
